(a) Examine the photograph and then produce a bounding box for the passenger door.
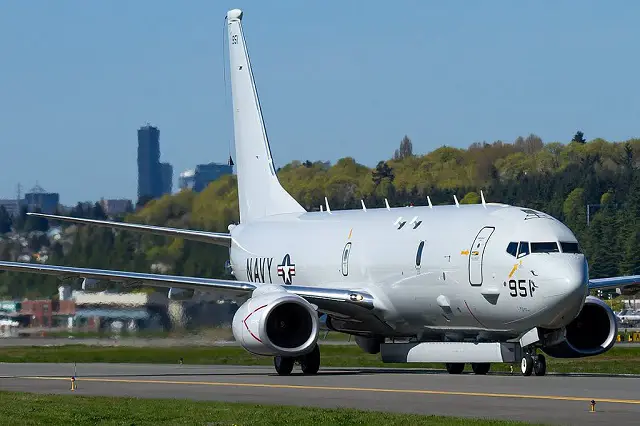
[468,227,495,286]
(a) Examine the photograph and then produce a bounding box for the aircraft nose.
[563,256,589,297]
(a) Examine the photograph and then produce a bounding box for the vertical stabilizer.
[227,9,305,223]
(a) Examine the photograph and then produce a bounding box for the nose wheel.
[520,353,546,376]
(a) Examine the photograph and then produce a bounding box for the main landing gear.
[445,362,491,375]
[273,344,320,376]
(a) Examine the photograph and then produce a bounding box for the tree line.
[1,131,640,298]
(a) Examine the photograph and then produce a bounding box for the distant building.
[24,185,59,214]
[160,162,173,195]
[20,299,74,328]
[179,162,233,192]
[137,124,162,201]
[100,199,133,216]
[0,199,22,217]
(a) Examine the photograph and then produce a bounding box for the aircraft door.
[468,226,495,286]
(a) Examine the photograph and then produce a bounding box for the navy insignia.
[277,254,296,285]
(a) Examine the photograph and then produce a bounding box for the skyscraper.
[160,162,173,195]
[137,124,162,201]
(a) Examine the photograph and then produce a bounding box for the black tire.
[534,354,546,376]
[471,362,491,375]
[300,345,320,375]
[274,356,294,376]
[521,354,533,376]
[445,363,465,374]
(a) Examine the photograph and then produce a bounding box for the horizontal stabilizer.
[27,213,232,247]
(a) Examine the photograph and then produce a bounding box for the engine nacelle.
[232,284,319,356]
[541,295,617,358]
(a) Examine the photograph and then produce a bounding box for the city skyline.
[1,1,639,204]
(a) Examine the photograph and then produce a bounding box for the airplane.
[1,8,638,377]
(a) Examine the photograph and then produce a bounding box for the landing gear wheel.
[533,354,546,376]
[445,363,465,374]
[300,345,320,375]
[471,363,491,375]
[520,354,534,376]
[274,356,294,376]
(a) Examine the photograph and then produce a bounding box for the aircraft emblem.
[277,254,296,285]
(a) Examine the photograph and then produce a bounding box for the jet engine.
[231,284,319,356]
[541,296,617,358]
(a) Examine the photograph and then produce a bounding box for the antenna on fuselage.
[325,197,332,213]
[480,190,487,208]
[427,196,433,209]
[384,199,391,210]
[361,199,367,212]
[453,195,460,207]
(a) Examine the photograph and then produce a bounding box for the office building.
[100,199,133,216]
[179,162,233,193]
[24,185,59,214]
[0,199,22,217]
[160,162,173,195]
[137,124,162,201]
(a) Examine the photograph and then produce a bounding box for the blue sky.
[0,1,638,205]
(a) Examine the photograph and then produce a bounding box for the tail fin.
[226,9,305,223]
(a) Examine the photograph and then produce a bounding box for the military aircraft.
[0,8,638,377]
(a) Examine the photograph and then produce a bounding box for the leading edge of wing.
[0,260,254,294]
[588,275,640,290]
[0,261,375,311]
[27,213,231,247]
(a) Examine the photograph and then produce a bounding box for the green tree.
[572,131,586,144]
[393,135,413,160]
[460,192,481,204]
[372,161,394,186]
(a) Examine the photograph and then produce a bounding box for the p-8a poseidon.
[1,8,637,377]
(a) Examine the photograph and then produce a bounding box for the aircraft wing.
[589,275,640,292]
[0,261,375,315]
[27,213,231,247]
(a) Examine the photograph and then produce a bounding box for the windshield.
[530,242,560,253]
[506,240,582,257]
[560,242,581,253]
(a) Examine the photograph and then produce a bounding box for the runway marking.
[15,376,640,405]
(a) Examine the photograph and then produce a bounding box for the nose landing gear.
[520,351,546,376]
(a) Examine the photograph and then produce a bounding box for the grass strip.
[0,391,539,425]
[1,345,639,374]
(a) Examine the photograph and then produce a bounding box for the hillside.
[2,132,640,298]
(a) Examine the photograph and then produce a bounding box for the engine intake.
[541,296,617,358]
[232,285,318,356]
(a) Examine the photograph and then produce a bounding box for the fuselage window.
[517,241,529,258]
[506,242,518,257]
[530,242,560,253]
[416,241,425,269]
[560,242,581,253]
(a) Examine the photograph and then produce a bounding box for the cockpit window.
[560,242,581,253]
[517,241,529,258]
[530,242,560,253]
[506,242,518,257]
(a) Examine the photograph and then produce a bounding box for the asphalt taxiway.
[1,363,639,425]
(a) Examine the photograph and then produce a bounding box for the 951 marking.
[504,279,537,297]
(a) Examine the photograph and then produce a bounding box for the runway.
[1,364,640,425]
